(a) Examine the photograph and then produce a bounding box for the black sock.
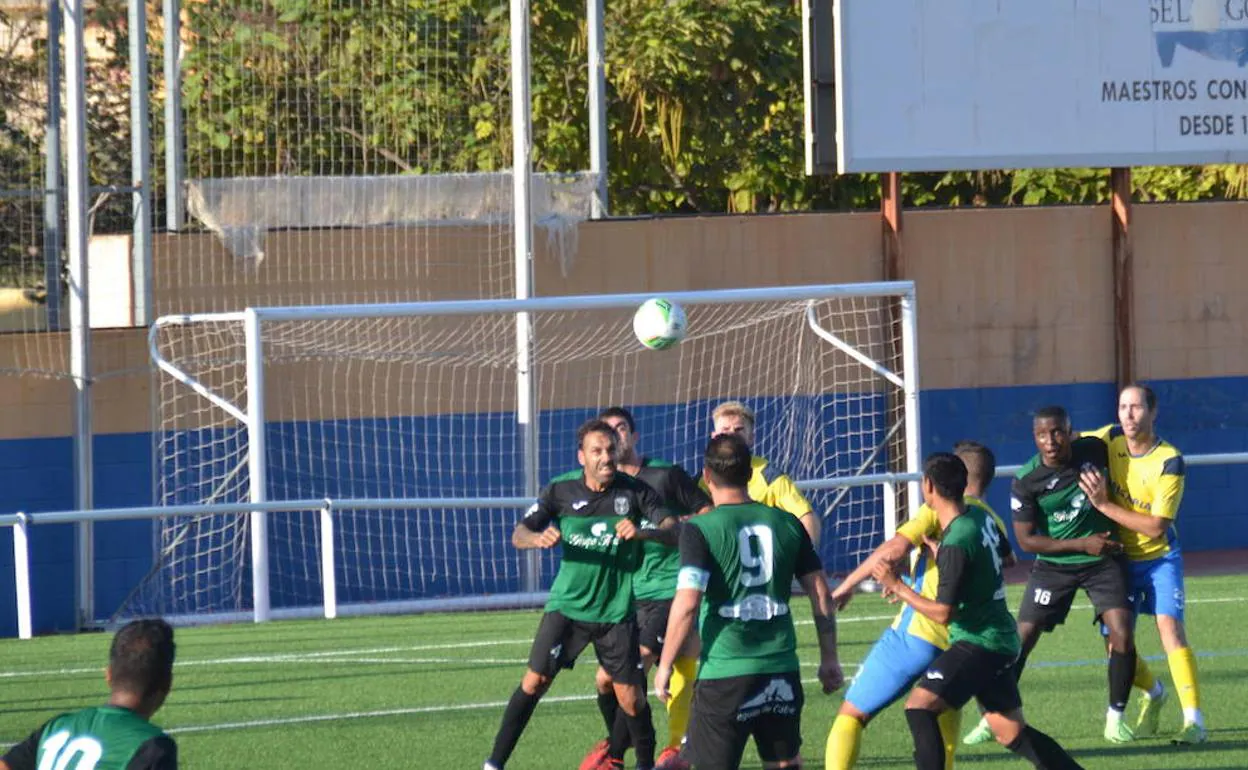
[904,708,946,770]
[625,701,657,767]
[607,706,633,759]
[488,687,542,768]
[598,690,621,737]
[1005,725,1085,770]
[1108,648,1135,712]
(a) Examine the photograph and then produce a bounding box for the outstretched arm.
[831,534,913,605]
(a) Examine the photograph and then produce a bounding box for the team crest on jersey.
[614,496,630,516]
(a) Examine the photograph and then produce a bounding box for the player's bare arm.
[830,533,912,608]
[870,559,954,625]
[1078,468,1169,540]
[1012,519,1120,557]
[799,569,845,693]
[654,586,701,702]
[512,522,561,549]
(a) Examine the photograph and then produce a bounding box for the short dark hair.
[704,433,752,488]
[1033,405,1070,427]
[953,440,996,487]
[597,406,636,433]
[1121,383,1157,411]
[577,418,617,449]
[923,452,968,501]
[109,619,176,699]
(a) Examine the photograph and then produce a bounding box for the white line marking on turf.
[2,595,1242,680]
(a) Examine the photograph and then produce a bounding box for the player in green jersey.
[581,407,712,770]
[654,433,844,769]
[964,405,1137,746]
[1,619,177,770]
[874,453,1085,770]
[485,419,677,770]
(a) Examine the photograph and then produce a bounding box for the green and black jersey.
[2,706,177,770]
[678,502,822,679]
[632,458,711,602]
[936,503,1021,657]
[523,470,673,623]
[1012,437,1116,565]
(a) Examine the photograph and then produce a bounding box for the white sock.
[1147,680,1164,699]
[1183,707,1204,727]
[1107,706,1124,721]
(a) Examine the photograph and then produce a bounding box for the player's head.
[953,440,996,497]
[711,400,755,447]
[703,432,752,491]
[106,618,176,717]
[577,418,618,488]
[1032,405,1073,467]
[921,452,968,505]
[597,406,638,461]
[1118,383,1157,441]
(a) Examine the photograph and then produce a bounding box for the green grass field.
[2,575,1246,769]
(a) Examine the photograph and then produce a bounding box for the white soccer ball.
[632,298,687,350]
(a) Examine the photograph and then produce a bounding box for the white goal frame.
[147,281,921,624]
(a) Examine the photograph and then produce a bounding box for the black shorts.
[916,641,1023,714]
[1018,557,1129,631]
[686,671,804,768]
[636,599,672,656]
[526,611,644,685]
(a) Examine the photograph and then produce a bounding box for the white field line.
[1,594,1242,681]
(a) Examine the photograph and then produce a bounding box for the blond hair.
[712,400,755,429]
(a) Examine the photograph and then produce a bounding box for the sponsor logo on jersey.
[572,500,589,510]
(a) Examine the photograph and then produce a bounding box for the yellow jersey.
[891,496,1008,650]
[1086,425,1185,561]
[699,455,813,519]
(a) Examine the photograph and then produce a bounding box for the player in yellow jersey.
[825,441,1014,769]
[708,401,820,547]
[1079,383,1207,745]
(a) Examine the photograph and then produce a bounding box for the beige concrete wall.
[2,202,1245,440]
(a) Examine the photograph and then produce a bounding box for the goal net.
[117,284,918,622]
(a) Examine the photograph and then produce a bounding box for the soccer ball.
[632,298,687,350]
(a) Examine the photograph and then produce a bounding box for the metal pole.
[510,0,541,593]
[43,0,64,329]
[320,505,337,620]
[243,308,270,622]
[14,514,33,640]
[65,0,95,630]
[130,0,153,324]
[163,0,184,231]
[900,288,923,521]
[587,0,607,218]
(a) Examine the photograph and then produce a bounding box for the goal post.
[128,281,920,624]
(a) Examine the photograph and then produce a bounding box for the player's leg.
[828,627,940,769]
[749,671,805,769]
[486,612,590,769]
[970,647,1085,769]
[1084,555,1136,742]
[579,665,616,770]
[1147,552,1206,743]
[598,618,658,769]
[684,677,751,770]
[906,642,988,769]
[662,628,699,769]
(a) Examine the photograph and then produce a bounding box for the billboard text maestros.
[833,0,1248,172]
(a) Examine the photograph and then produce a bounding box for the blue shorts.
[845,627,943,718]
[1127,550,1186,621]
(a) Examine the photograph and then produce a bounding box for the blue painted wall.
[3,378,1246,637]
